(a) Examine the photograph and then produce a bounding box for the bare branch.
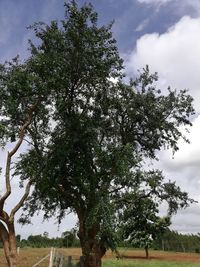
[109,185,125,194]
[0,103,37,208]
[24,138,34,146]
[0,123,31,206]
[9,180,32,223]
[0,221,9,241]
[0,210,9,223]
[9,120,31,157]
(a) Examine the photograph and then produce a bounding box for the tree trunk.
[0,221,18,267]
[8,222,18,267]
[145,246,149,259]
[81,243,105,267]
[82,254,101,267]
[78,218,106,267]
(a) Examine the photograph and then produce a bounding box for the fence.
[49,247,79,267]
[32,247,83,267]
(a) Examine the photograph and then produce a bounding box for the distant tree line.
[0,229,80,249]
[153,230,200,253]
[1,228,199,255]
[119,230,200,254]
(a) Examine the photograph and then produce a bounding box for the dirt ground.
[115,249,200,263]
[0,248,200,266]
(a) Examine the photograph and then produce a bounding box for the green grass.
[103,259,200,267]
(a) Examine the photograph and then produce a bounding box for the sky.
[1,0,200,238]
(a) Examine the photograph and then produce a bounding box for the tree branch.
[9,180,32,223]
[0,103,37,209]
[0,210,10,224]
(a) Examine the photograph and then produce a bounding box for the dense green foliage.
[0,1,195,266]
[119,193,171,256]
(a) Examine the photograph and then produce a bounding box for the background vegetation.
[1,228,200,255]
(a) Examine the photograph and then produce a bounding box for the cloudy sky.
[1,0,200,238]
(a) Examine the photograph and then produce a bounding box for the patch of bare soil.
[113,249,200,263]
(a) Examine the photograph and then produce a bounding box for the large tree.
[1,2,195,267]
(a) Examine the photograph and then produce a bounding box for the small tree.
[118,169,196,258]
[119,185,171,258]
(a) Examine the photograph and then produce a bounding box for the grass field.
[103,260,200,267]
[1,248,200,266]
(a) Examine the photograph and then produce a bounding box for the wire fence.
[32,248,81,267]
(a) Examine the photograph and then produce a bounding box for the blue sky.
[0,0,198,60]
[1,0,200,238]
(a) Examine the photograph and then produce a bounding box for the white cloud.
[137,0,171,4]
[137,0,200,16]
[137,0,197,7]
[179,0,200,14]
[135,19,149,32]
[160,116,200,170]
[171,204,200,234]
[127,16,200,112]
[128,13,200,176]
[127,15,200,233]
[136,0,172,12]
[154,115,200,235]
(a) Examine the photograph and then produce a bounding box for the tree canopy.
[0,1,195,267]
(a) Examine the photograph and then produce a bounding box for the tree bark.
[0,221,18,267]
[8,223,18,267]
[0,181,32,266]
[78,218,106,267]
[81,242,105,267]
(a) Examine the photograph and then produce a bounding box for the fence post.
[59,254,64,267]
[54,252,58,266]
[80,256,84,267]
[67,256,72,267]
[48,248,76,267]
[49,247,55,267]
